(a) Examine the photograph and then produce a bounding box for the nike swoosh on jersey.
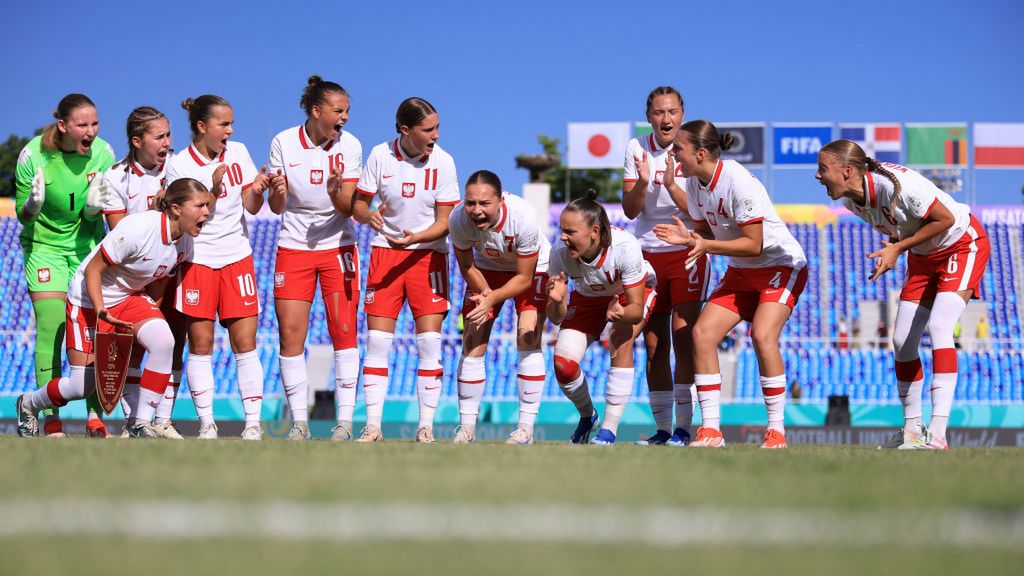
[425,386,440,390]
[431,297,445,303]
[142,257,153,261]
[940,277,958,282]
[243,300,256,306]
[382,175,394,179]
[289,163,302,167]
[127,193,140,199]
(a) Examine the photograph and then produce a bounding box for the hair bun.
[585,188,599,201]
[51,110,59,119]
[180,98,195,112]
[720,132,735,151]
[307,75,323,86]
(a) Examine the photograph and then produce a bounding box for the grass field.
[1,438,1022,575]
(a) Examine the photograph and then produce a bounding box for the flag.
[719,123,765,166]
[839,123,901,164]
[974,123,1024,168]
[773,123,833,166]
[567,122,631,169]
[905,124,967,167]
[634,122,653,137]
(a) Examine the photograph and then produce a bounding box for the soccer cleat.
[197,422,219,440]
[16,394,38,437]
[506,428,534,445]
[331,421,354,442]
[154,420,184,440]
[128,422,159,438]
[355,425,383,443]
[635,429,672,446]
[43,418,65,438]
[690,426,726,448]
[86,419,111,438]
[287,421,310,441]
[667,427,692,446]
[878,423,930,450]
[760,428,788,449]
[910,437,949,450]
[416,426,436,444]
[569,412,600,444]
[240,425,264,441]
[590,428,616,445]
[452,426,475,444]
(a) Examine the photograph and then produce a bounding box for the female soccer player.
[16,178,211,438]
[449,170,550,445]
[817,140,989,450]
[102,106,186,439]
[353,97,459,443]
[621,86,707,446]
[15,93,115,437]
[267,76,362,441]
[654,119,807,449]
[547,191,657,445]
[164,95,271,440]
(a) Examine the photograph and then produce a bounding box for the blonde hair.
[820,139,902,211]
[41,94,96,152]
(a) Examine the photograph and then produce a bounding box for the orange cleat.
[86,419,111,439]
[760,428,788,449]
[690,426,726,448]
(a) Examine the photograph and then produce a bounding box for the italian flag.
[974,123,1024,168]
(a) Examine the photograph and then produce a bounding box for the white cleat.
[506,428,534,445]
[197,422,219,440]
[331,421,353,442]
[878,423,931,450]
[16,394,38,437]
[153,420,184,440]
[452,426,475,444]
[287,421,310,441]
[415,426,436,444]
[355,425,383,443]
[128,422,159,439]
[241,425,264,441]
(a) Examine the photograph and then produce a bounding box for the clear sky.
[3,0,1022,204]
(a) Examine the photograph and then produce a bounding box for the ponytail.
[40,93,96,152]
[564,189,612,248]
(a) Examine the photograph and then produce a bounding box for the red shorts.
[708,265,807,323]
[461,269,548,319]
[365,247,449,319]
[275,246,361,349]
[901,216,990,301]
[643,249,710,313]
[561,286,657,337]
[66,294,163,353]
[175,255,261,321]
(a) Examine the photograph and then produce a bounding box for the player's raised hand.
[653,215,695,247]
[663,154,678,188]
[268,168,287,197]
[327,167,344,196]
[634,151,650,183]
[210,164,229,199]
[867,240,901,281]
[252,165,271,193]
[84,174,108,218]
[25,167,46,216]
[546,272,568,303]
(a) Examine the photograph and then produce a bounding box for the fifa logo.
[402,183,416,198]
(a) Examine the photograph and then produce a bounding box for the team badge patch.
[37,268,51,283]
[365,288,375,304]
[310,169,324,185]
[185,289,200,306]
[402,183,416,198]
[486,248,500,257]
[589,284,605,292]
[742,197,755,215]
[154,265,167,278]
[274,272,285,287]
[654,170,664,185]
[87,172,97,183]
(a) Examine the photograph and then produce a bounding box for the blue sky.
[3,0,1022,204]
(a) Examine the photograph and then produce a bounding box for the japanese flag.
[567,122,631,169]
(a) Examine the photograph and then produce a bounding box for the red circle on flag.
[587,134,611,157]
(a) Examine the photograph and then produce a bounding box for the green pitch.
[1,438,1021,575]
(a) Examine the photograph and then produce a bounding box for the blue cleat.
[635,429,672,446]
[666,427,691,446]
[590,428,616,445]
[570,412,600,444]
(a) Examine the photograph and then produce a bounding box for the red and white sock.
[134,369,171,423]
[457,354,485,429]
[362,330,393,429]
[279,354,308,423]
[416,332,443,430]
[334,348,359,424]
[516,351,545,435]
[761,374,786,433]
[895,358,924,431]
[186,354,215,427]
[929,348,959,440]
[154,370,181,425]
[235,350,264,427]
[694,373,722,430]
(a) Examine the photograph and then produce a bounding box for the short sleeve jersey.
[449,192,551,274]
[102,159,167,216]
[685,159,806,269]
[15,135,116,253]
[548,227,657,298]
[841,163,972,256]
[623,134,694,252]
[164,141,257,268]
[268,125,362,251]
[67,211,193,309]
[355,139,460,252]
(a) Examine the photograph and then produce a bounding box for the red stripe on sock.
[762,386,786,397]
[458,378,485,384]
[417,368,443,377]
[243,396,263,401]
[517,374,545,381]
[45,377,67,407]
[363,366,389,376]
[139,369,170,394]
[894,359,924,382]
[933,348,958,374]
[696,384,722,392]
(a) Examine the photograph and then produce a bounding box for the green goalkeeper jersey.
[15,135,116,253]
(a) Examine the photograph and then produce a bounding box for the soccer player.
[817,140,989,450]
[164,95,271,440]
[547,191,657,445]
[654,119,807,449]
[15,94,115,437]
[102,106,187,439]
[352,97,459,443]
[16,178,211,438]
[267,76,362,441]
[449,170,551,445]
[621,86,707,446]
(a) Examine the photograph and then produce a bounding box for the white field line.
[1,500,1023,548]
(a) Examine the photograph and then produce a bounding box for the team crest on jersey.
[147,195,156,209]
[364,289,375,304]
[154,265,167,278]
[589,284,605,292]
[274,272,285,287]
[310,169,324,185]
[87,172,97,183]
[37,268,51,283]
[402,183,416,198]
[486,248,500,257]
[185,289,200,306]
[654,170,664,185]
[565,306,576,319]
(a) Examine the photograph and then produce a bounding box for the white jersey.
[68,210,192,309]
[269,125,362,251]
[164,141,257,268]
[686,159,806,269]
[841,163,972,256]
[623,134,694,253]
[548,227,656,298]
[356,139,460,252]
[449,193,551,274]
[101,159,167,216]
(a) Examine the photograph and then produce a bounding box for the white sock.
[334,348,359,424]
[560,372,593,418]
[603,366,633,435]
[895,358,924,431]
[930,349,959,440]
[457,354,486,429]
[516,350,545,435]
[187,354,216,427]
[761,374,786,433]
[695,373,722,430]
[154,370,181,424]
[648,390,674,433]
[363,330,393,429]
[674,382,695,430]
[279,353,308,423]
[235,350,264,427]
[416,332,443,430]
[28,366,84,412]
